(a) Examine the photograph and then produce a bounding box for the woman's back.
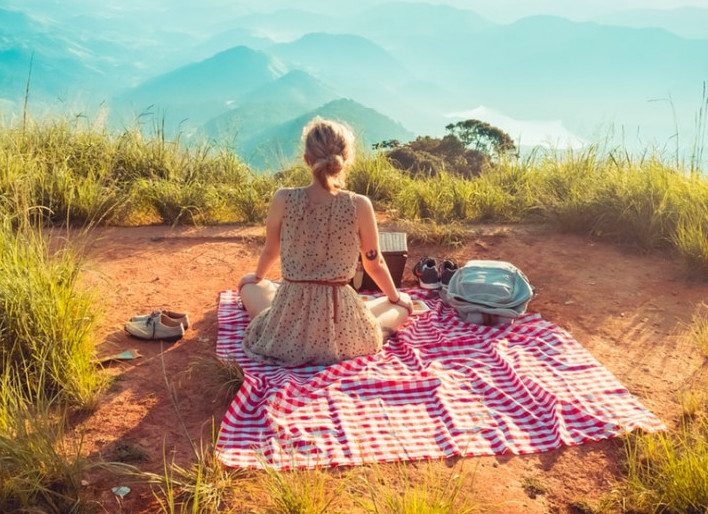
[280,188,359,282]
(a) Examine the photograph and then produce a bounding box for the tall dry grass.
[2,118,706,279]
[620,304,708,513]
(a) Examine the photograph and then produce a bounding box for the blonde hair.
[302,117,355,192]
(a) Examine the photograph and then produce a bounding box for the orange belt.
[284,278,349,323]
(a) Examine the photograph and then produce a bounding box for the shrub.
[0,217,104,407]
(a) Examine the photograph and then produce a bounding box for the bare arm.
[356,195,410,310]
[238,189,286,290]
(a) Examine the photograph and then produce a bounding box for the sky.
[8,0,708,24]
[452,0,708,21]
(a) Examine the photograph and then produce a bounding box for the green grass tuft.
[621,305,708,513]
[261,465,348,514]
[0,217,105,407]
[0,375,98,513]
[356,461,477,514]
[188,355,245,406]
[623,417,708,513]
[687,304,708,357]
[140,429,249,514]
[520,477,548,499]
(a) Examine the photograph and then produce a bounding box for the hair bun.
[314,154,343,175]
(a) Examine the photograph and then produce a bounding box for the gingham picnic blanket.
[215,289,664,469]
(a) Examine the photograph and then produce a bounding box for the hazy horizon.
[7,0,708,25]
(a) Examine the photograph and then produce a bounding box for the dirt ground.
[75,221,708,513]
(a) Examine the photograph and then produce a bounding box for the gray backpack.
[440,260,534,325]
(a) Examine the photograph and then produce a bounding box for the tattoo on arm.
[365,249,378,261]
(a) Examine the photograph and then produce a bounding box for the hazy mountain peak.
[206,45,287,73]
[115,45,290,126]
[270,32,409,78]
[592,6,708,40]
[353,1,494,35]
[238,69,340,106]
[272,69,335,89]
[232,8,334,41]
[284,31,385,48]
[508,14,582,29]
[155,45,289,89]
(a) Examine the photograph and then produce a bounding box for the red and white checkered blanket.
[215,289,664,469]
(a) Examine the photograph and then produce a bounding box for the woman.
[238,117,414,367]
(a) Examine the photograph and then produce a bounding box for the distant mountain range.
[593,7,708,40]
[2,2,707,169]
[114,46,289,130]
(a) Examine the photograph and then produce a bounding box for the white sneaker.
[130,310,190,329]
[125,313,185,342]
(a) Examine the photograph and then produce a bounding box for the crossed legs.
[240,281,410,336]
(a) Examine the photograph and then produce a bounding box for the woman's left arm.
[239,189,286,289]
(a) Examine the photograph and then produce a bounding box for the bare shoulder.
[267,188,291,217]
[353,193,376,230]
[274,187,294,198]
[352,192,373,211]
[271,187,290,204]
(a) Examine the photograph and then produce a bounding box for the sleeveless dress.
[242,188,383,367]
